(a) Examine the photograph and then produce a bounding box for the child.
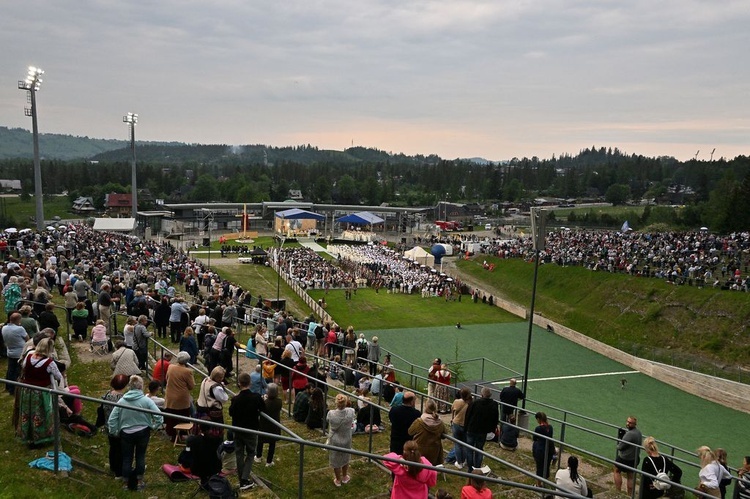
[262,358,276,384]
[146,380,165,409]
[461,469,492,498]
[217,440,237,476]
[329,355,342,380]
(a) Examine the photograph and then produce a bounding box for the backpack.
[205,474,237,499]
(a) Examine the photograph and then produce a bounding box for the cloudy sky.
[1,0,748,161]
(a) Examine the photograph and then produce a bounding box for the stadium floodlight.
[123,113,138,220]
[18,66,45,231]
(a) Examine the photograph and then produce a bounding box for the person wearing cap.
[163,351,195,437]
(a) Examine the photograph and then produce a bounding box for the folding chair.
[91,340,109,356]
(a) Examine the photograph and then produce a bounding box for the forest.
[1,126,749,233]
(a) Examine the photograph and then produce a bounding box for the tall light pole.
[123,112,138,220]
[521,207,546,412]
[18,66,45,231]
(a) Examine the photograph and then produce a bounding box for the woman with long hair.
[306,387,325,430]
[462,468,492,499]
[554,456,588,499]
[383,440,438,498]
[408,399,447,465]
[450,387,472,469]
[532,411,555,486]
[715,449,732,499]
[697,446,731,498]
[179,326,199,365]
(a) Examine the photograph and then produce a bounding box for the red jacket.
[291,362,311,390]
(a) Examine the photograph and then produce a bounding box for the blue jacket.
[107,389,163,435]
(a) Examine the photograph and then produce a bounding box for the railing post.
[298,442,305,499]
[481,358,485,381]
[558,412,567,471]
[53,380,61,473]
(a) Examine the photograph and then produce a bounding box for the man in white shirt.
[284,334,303,362]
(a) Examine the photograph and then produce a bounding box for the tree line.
[0,144,749,232]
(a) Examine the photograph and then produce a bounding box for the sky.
[1,0,749,162]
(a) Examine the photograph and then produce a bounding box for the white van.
[484,223,492,231]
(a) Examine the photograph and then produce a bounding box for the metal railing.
[0,374,726,499]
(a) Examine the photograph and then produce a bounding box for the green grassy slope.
[456,257,750,378]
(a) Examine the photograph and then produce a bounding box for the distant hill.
[0,126,183,161]
[0,126,129,160]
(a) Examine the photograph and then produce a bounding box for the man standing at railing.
[613,415,643,496]
[230,372,266,491]
[389,391,421,454]
[499,378,525,422]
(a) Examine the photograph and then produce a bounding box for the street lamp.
[123,112,138,220]
[18,66,45,231]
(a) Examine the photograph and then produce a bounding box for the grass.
[455,256,750,375]
[2,247,749,497]
[0,195,76,227]
[307,287,519,329]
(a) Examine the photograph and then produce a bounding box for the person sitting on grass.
[146,380,165,410]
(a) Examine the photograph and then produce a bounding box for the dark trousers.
[256,435,278,463]
[121,427,150,489]
[108,434,123,477]
[156,324,168,339]
[169,322,181,343]
[5,356,20,394]
[136,347,148,370]
[235,432,258,481]
[466,432,487,471]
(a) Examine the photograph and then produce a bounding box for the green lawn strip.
[307,287,518,330]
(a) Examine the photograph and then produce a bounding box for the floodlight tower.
[123,112,138,219]
[18,66,45,231]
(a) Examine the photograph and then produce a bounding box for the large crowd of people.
[473,229,750,290]
[1,223,748,497]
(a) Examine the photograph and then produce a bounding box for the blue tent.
[275,208,325,221]
[335,211,384,225]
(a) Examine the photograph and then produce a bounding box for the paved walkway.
[299,240,328,253]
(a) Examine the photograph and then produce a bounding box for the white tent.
[93,218,136,232]
[403,246,435,267]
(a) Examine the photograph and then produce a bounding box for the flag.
[621,221,631,232]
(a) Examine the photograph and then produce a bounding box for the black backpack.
[205,474,237,499]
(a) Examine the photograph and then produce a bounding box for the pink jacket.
[383,453,437,499]
[91,324,107,343]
